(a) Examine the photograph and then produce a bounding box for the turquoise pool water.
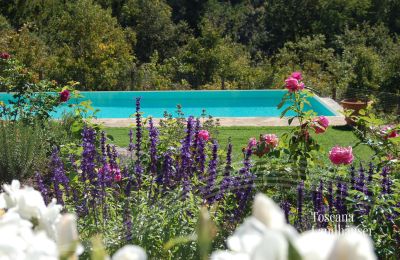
[0,90,337,118]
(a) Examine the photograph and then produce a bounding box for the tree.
[43,0,134,90]
[121,0,186,62]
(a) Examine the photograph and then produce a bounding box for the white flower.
[251,229,288,260]
[252,193,286,230]
[56,213,83,257]
[227,217,268,254]
[24,231,58,260]
[210,250,250,260]
[0,212,31,259]
[37,199,62,240]
[295,230,336,260]
[112,245,147,260]
[328,228,377,260]
[1,180,22,209]
[14,187,47,220]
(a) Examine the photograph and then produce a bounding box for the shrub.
[0,121,48,183]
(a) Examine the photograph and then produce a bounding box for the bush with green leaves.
[0,121,48,183]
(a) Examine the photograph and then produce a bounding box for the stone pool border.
[91,97,346,127]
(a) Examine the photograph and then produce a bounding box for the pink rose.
[285,76,305,92]
[198,130,210,141]
[0,52,11,59]
[248,137,257,148]
[312,116,329,134]
[60,89,70,102]
[291,71,302,81]
[263,134,279,147]
[329,146,354,165]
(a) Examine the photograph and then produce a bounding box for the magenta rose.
[312,116,329,134]
[285,76,305,92]
[198,130,210,141]
[329,146,354,165]
[291,71,302,81]
[0,52,11,59]
[59,89,70,102]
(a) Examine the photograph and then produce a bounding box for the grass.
[105,126,374,163]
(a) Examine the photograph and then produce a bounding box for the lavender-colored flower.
[128,128,134,152]
[356,164,365,193]
[100,131,107,165]
[335,181,348,229]
[81,126,98,202]
[135,97,142,159]
[35,172,49,205]
[50,146,70,205]
[224,141,232,177]
[233,148,253,218]
[179,116,195,197]
[148,117,159,176]
[215,141,233,202]
[204,140,219,204]
[381,166,392,194]
[135,97,143,187]
[316,181,327,228]
[281,201,291,224]
[72,188,88,217]
[161,151,175,191]
[327,181,333,215]
[297,181,304,230]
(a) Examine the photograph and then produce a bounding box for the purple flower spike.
[35,172,49,205]
[205,140,219,204]
[50,146,70,205]
[148,117,159,176]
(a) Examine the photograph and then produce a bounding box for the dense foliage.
[0,0,399,109]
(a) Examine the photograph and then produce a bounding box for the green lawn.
[105,126,374,163]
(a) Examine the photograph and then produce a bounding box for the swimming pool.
[0,90,337,118]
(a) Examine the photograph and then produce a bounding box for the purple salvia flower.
[204,140,219,204]
[327,181,333,215]
[281,201,291,224]
[356,164,365,192]
[297,181,304,231]
[100,131,107,165]
[148,117,159,176]
[161,151,174,191]
[128,128,134,152]
[135,97,143,187]
[224,141,232,177]
[50,146,70,205]
[35,172,49,205]
[216,141,233,201]
[180,116,194,197]
[234,148,253,218]
[72,188,88,217]
[335,182,348,230]
[81,126,98,202]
